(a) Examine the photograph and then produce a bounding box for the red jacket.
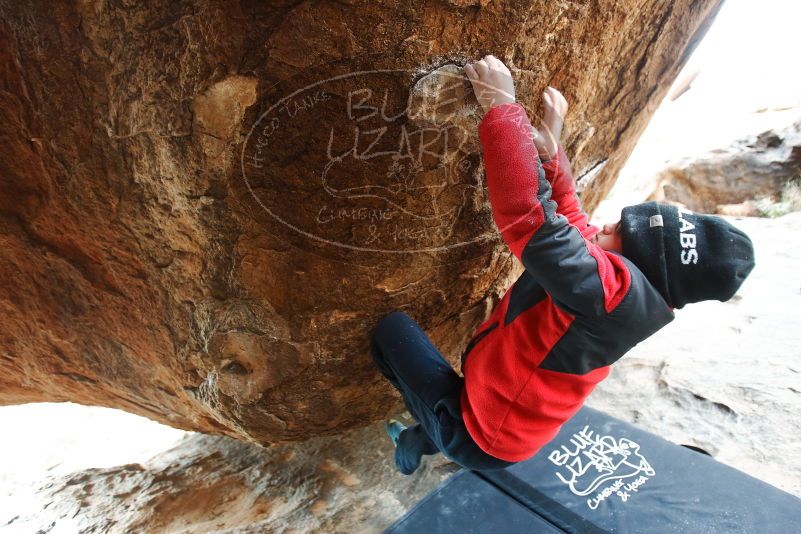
[459,103,674,462]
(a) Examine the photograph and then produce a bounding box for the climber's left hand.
[464,55,516,113]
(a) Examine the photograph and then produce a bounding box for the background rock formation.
[6,195,800,534]
[4,420,461,533]
[652,120,801,213]
[0,0,723,444]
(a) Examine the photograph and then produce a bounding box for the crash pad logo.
[547,425,655,510]
[240,66,495,255]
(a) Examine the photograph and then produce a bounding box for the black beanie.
[619,201,755,309]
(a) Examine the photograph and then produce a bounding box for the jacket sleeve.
[478,103,629,317]
[541,145,598,239]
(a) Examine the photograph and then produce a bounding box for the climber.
[370,54,755,475]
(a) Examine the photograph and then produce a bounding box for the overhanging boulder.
[0,0,722,443]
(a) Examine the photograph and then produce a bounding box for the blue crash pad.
[385,406,801,533]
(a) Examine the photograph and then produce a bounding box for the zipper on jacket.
[460,321,499,374]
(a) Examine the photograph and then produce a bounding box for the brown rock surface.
[0,1,723,443]
[5,212,800,533]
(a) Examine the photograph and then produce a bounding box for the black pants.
[370,311,517,475]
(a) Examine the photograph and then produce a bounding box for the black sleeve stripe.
[538,257,675,375]
[520,218,608,317]
[504,271,548,326]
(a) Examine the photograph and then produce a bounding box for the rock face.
[651,120,801,212]
[0,1,723,443]
[6,213,800,533]
[4,419,460,533]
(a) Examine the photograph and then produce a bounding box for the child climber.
[370,55,755,475]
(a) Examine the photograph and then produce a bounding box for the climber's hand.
[464,55,516,113]
[537,87,569,159]
[528,124,551,160]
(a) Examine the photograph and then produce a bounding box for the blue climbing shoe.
[385,419,406,446]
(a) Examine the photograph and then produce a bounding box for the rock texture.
[2,418,460,533]
[650,120,801,212]
[0,0,723,443]
[5,213,799,534]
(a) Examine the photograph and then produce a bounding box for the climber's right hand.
[464,55,516,113]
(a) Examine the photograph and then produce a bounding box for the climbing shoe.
[385,419,406,446]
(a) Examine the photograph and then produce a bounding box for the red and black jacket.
[459,103,674,462]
